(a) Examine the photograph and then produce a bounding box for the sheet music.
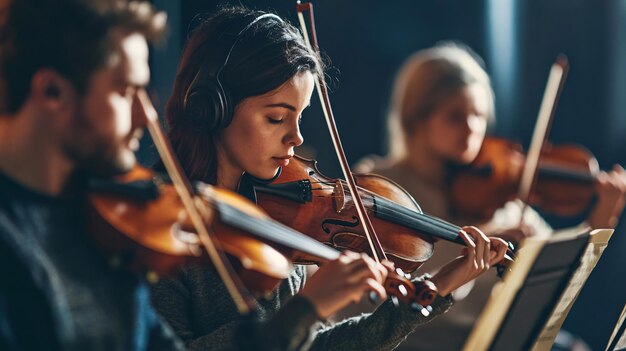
[533,229,614,350]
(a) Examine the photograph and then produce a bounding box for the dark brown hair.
[0,0,166,114]
[165,6,322,185]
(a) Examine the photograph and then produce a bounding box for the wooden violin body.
[88,165,439,312]
[255,156,434,272]
[88,166,291,293]
[253,155,509,274]
[449,137,600,221]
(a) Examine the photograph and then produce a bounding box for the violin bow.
[137,90,258,314]
[296,4,442,313]
[517,56,569,226]
[295,4,521,285]
[296,1,387,264]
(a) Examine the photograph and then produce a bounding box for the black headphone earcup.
[183,13,284,132]
[218,85,233,128]
[185,78,230,132]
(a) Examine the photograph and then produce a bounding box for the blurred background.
[145,1,626,349]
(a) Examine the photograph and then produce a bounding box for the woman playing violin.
[355,43,626,350]
[150,6,508,351]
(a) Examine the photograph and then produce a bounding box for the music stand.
[606,303,626,350]
[463,229,614,351]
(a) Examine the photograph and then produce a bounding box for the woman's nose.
[284,120,304,147]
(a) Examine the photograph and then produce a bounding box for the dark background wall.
[149,1,626,348]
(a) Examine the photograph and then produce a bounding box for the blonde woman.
[356,43,626,350]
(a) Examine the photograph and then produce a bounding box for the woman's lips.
[273,156,292,167]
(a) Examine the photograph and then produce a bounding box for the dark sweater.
[0,171,185,351]
[151,263,453,351]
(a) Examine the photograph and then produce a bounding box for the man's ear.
[30,69,76,114]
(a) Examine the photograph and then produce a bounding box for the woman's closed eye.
[267,116,284,124]
[266,110,304,125]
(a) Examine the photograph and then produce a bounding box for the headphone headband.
[219,14,283,76]
[183,13,285,132]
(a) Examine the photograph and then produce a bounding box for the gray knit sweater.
[151,264,453,351]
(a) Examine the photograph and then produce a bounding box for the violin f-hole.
[321,216,360,234]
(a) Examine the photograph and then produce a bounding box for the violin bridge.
[332,180,346,213]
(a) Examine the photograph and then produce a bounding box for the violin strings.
[300,191,462,242]
[263,179,470,246]
[304,184,462,235]
[216,200,339,261]
[374,199,461,239]
[236,214,329,256]
[283,182,462,235]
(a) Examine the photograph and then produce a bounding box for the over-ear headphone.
[183,13,284,132]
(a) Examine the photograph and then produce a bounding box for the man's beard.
[67,144,135,177]
[62,107,136,177]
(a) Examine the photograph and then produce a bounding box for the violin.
[251,155,515,274]
[87,165,292,293]
[449,136,601,222]
[268,2,513,281]
[88,165,439,314]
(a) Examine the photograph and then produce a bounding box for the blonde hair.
[387,43,494,159]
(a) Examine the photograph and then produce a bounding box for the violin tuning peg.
[410,302,423,313]
[410,302,431,317]
[508,241,516,252]
[390,295,400,308]
[397,284,408,297]
[405,273,411,279]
